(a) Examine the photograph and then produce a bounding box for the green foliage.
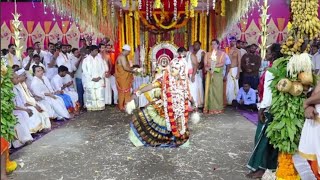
[0,59,17,141]
[266,56,306,154]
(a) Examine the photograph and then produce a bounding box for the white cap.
[16,68,25,76]
[122,44,131,51]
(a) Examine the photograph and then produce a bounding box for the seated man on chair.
[232,81,257,111]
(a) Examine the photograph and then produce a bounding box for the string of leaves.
[266,56,305,154]
[1,59,17,141]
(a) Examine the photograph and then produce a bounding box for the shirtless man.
[114,45,140,111]
[226,37,241,105]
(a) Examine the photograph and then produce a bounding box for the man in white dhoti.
[12,109,34,148]
[226,37,241,105]
[16,68,57,120]
[30,66,71,120]
[293,82,320,179]
[99,43,112,105]
[51,65,79,111]
[12,72,51,134]
[82,45,106,111]
[177,47,198,110]
[193,41,205,108]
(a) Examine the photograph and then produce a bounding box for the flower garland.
[154,0,161,9]
[102,0,107,17]
[220,0,226,16]
[138,0,142,10]
[185,1,189,17]
[212,0,216,10]
[111,0,115,18]
[162,61,189,137]
[146,0,149,21]
[173,0,178,21]
[92,0,97,15]
[190,0,198,7]
[144,31,150,74]
[276,153,300,179]
[1,59,17,141]
[121,0,126,7]
[206,0,210,16]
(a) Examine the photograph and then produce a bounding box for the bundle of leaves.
[1,59,17,141]
[266,56,306,154]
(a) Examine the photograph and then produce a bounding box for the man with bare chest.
[226,38,241,105]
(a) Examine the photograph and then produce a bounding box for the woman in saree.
[203,39,226,114]
[128,57,196,147]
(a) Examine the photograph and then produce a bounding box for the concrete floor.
[9,107,256,180]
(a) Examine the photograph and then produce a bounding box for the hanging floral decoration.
[102,0,107,17]
[121,0,126,7]
[92,0,97,15]
[212,0,216,10]
[206,0,210,16]
[173,0,178,21]
[185,1,189,17]
[43,0,118,40]
[138,0,142,10]
[259,0,269,60]
[111,0,115,18]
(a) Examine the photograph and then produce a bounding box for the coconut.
[277,78,292,92]
[298,71,313,85]
[289,82,303,96]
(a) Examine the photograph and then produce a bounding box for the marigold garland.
[190,0,198,7]
[185,1,189,18]
[276,153,300,180]
[92,0,97,15]
[102,0,107,17]
[154,0,161,9]
[121,0,126,7]
[220,0,226,16]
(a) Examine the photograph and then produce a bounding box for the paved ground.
[9,107,256,180]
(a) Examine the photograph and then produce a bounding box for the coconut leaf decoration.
[1,59,17,141]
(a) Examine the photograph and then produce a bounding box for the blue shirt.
[236,87,256,105]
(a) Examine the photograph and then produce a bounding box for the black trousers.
[232,100,257,111]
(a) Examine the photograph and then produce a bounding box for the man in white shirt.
[4,44,22,67]
[26,54,46,73]
[51,65,79,110]
[22,47,34,70]
[43,42,59,80]
[33,41,46,62]
[311,44,320,74]
[56,44,75,90]
[31,65,71,120]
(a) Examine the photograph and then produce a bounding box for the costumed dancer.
[127,57,199,147]
[204,39,226,114]
[246,43,282,179]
